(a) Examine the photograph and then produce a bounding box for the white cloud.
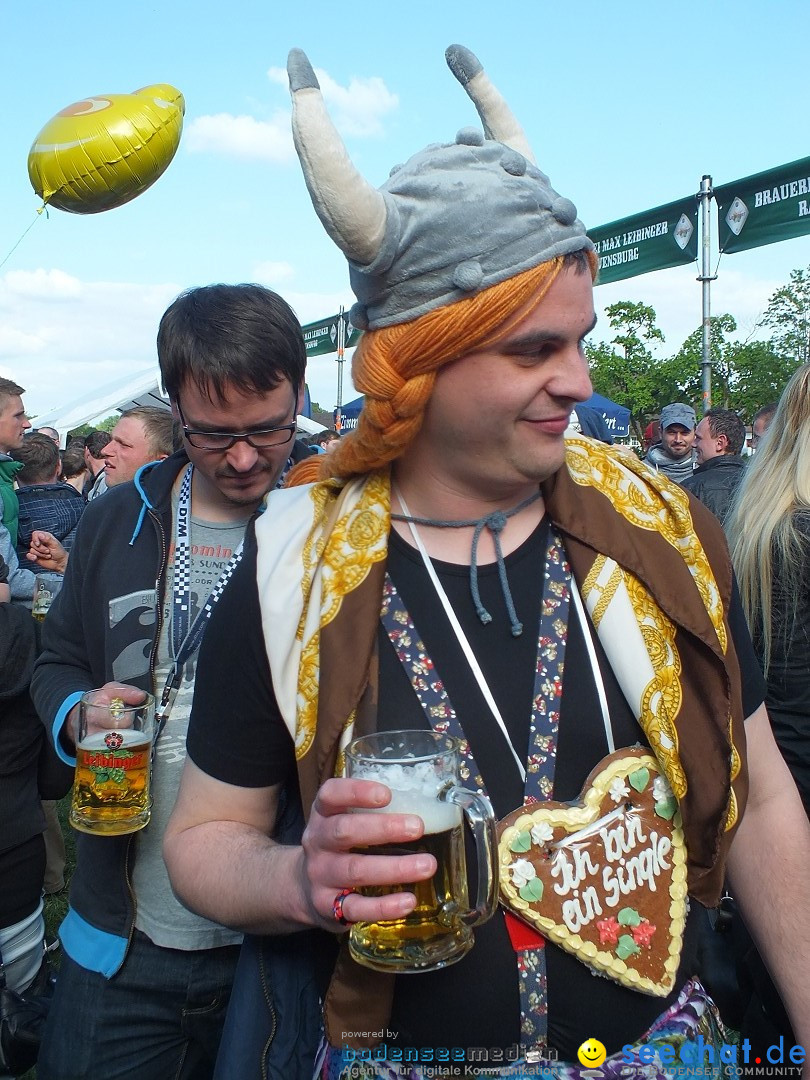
[2,268,82,300]
[3,268,355,421]
[185,63,397,166]
[1,272,180,419]
[0,326,43,355]
[185,110,294,162]
[252,260,295,285]
[267,65,398,138]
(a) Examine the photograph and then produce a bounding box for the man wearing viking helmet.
[165,46,810,1078]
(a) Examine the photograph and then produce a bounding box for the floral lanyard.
[382,506,613,1050]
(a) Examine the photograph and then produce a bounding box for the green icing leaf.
[509,831,532,853]
[616,934,641,959]
[519,878,544,902]
[617,907,641,926]
[655,797,677,821]
[628,767,650,792]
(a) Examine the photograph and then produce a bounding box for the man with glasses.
[31,284,309,1080]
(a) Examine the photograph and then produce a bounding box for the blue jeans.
[37,930,240,1080]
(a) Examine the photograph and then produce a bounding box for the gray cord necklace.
[390,486,544,637]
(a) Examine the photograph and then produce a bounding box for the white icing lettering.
[551,846,599,896]
[561,886,603,933]
[600,813,647,862]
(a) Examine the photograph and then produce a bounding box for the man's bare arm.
[726,702,810,1044]
[164,759,437,936]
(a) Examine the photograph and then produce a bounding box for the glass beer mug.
[345,729,497,973]
[69,690,155,836]
[31,574,63,621]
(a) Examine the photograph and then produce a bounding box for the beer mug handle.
[441,786,498,927]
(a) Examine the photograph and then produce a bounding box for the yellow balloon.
[27,84,185,214]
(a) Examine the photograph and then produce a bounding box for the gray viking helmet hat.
[287,45,594,331]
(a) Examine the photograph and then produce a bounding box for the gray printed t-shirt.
[133,502,249,950]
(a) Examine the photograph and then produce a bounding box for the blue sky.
[4,0,810,420]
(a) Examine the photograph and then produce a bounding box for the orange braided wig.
[287,251,597,487]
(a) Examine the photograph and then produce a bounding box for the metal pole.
[335,307,345,433]
[697,175,716,412]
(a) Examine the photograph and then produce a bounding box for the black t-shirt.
[758,511,810,814]
[188,519,765,1059]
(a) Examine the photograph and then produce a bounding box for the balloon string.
[0,210,45,272]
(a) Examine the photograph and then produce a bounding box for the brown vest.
[292,463,749,1047]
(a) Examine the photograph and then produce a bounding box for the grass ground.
[43,796,75,958]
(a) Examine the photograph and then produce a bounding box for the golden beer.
[345,729,497,974]
[350,808,473,972]
[70,728,152,835]
[32,575,62,621]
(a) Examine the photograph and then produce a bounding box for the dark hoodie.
[643,442,695,484]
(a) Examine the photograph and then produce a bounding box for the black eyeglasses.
[176,396,297,451]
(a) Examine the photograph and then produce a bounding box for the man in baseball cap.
[644,401,696,484]
[165,45,809,1077]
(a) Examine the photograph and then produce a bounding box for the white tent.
[32,368,169,445]
[33,367,326,445]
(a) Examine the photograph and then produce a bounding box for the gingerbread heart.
[498,747,687,996]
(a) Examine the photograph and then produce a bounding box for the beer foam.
[349,758,442,793]
[382,789,461,834]
[77,729,149,751]
[350,759,462,832]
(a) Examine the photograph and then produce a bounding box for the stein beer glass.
[345,729,497,973]
[31,574,63,621]
[69,691,155,835]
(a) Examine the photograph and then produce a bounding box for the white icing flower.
[510,859,536,888]
[653,775,673,802]
[609,778,630,804]
[531,821,554,846]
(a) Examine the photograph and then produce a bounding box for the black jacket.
[31,452,186,975]
[681,454,746,528]
[1,602,73,925]
[1,607,72,853]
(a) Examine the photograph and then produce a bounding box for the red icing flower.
[632,921,656,947]
[596,918,620,945]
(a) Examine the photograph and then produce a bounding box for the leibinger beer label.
[79,730,149,780]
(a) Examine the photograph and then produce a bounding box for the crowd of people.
[1,42,809,1080]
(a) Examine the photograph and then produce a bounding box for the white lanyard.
[393,487,614,777]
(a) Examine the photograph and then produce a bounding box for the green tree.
[674,314,792,418]
[309,400,336,429]
[586,301,666,441]
[68,415,119,441]
[672,314,739,408]
[760,265,810,366]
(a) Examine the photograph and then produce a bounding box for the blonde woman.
[728,362,810,816]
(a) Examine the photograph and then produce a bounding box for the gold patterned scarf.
[256,437,746,906]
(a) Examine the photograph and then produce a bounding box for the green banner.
[715,156,810,254]
[301,314,340,356]
[344,315,363,350]
[588,198,698,284]
[301,312,364,356]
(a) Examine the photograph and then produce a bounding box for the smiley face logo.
[577,1039,607,1068]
